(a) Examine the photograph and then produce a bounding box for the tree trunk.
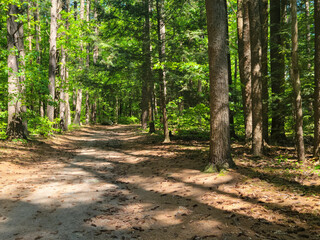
[72,88,76,111]
[91,97,97,123]
[59,0,66,128]
[226,3,237,140]
[34,0,44,117]
[17,4,28,137]
[85,91,90,124]
[291,0,305,162]
[59,0,70,131]
[114,96,119,124]
[156,0,170,143]
[314,0,320,157]
[270,0,286,142]
[80,0,84,19]
[148,1,155,133]
[237,0,252,144]
[306,0,311,70]
[7,4,27,139]
[47,0,58,122]
[73,89,82,125]
[65,0,71,130]
[65,70,71,128]
[205,0,235,171]
[85,0,90,125]
[34,0,41,66]
[73,0,84,125]
[86,0,90,67]
[27,1,35,111]
[260,0,269,143]
[249,0,263,156]
[27,1,32,52]
[141,0,152,130]
[93,0,99,65]
[92,0,98,125]
[59,47,66,129]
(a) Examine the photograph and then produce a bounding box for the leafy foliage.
[0,0,318,153]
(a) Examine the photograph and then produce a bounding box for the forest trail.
[0,125,319,240]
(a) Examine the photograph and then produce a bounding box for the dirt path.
[0,125,319,240]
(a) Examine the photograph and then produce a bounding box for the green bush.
[166,100,210,132]
[28,114,60,137]
[118,116,139,124]
[0,111,7,139]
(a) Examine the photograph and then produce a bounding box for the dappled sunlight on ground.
[0,125,319,239]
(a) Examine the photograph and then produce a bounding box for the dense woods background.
[1,0,320,168]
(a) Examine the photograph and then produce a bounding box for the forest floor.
[0,125,319,240]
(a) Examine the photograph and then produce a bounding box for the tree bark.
[249,0,263,156]
[73,0,84,125]
[306,0,311,70]
[114,96,119,124]
[27,2,32,52]
[65,70,71,128]
[270,0,286,142]
[85,91,90,124]
[17,3,28,137]
[65,0,71,130]
[73,89,83,125]
[260,0,269,143]
[27,1,35,111]
[157,0,170,143]
[34,0,44,117]
[226,2,237,140]
[93,0,99,65]
[141,0,150,130]
[47,0,58,122]
[205,0,235,171]
[291,0,305,162]
[237,0,252,144]
[85,0,90,125]
[314,0,320,157]
[59,0,70,131]
[7,4,27,139]
[91,97,97,123]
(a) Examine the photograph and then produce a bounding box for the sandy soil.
[0,125,319,240]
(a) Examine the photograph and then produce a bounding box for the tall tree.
[291,0,305,162]
[227,2,237,140]
[249,0,263,156]
[141,0,151,130]
[48,0,58,122]
[260,0,269,143]
[157,0,170,143]
[91,0,99,124]
[205,0,235,171]
[27,1,32,52]
[237,0,252,144]
[315,0,320,157]
[147,0,155,133]
[306,0,311,70]
[73,0,84,125]
[93,0,99,65]
[34,0,44,117]
[85,0,90,125]
[270,0,286,142]
[6,4,27,139]
[17,2,28,137]
[60,0,70,131]
[65,0,71,128]
[27,1,34,112]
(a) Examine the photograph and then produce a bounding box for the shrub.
[118,116,139,124]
